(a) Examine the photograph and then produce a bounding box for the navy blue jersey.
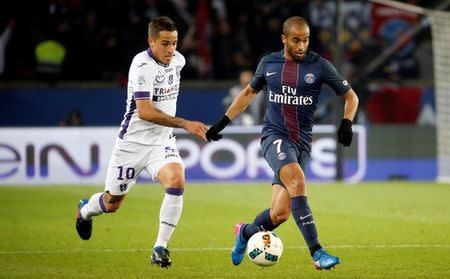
[250,50,351,153]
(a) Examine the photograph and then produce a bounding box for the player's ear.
[281,34,287,45]
[147,36,153,47]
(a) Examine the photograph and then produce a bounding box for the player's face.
[148,30,178,65]
[282,24,310,61]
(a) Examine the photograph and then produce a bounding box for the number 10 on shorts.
[117,166,136,180]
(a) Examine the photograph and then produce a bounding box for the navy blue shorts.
[261,134,310,187]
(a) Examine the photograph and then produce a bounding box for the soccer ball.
[246,231,283,267]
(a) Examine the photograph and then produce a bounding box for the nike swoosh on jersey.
[266,72,277,76]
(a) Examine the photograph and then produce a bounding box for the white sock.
[154,191,184,248]
[80,192,106,220]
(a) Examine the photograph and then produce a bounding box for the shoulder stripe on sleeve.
[134,91,150,99]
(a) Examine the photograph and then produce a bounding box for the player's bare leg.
[76,192,125,240]
[150,163,185,268]
[270,184,291,225]
[280,163,340,270]
[231,184,290,266]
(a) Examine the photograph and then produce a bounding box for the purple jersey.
[250,50,351,152]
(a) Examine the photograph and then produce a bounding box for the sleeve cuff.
[133,91,151,100]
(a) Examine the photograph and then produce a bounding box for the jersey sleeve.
[130,62,156,100]
[175,51,186,69]
[321,58,352,96]
[250,56,268,92]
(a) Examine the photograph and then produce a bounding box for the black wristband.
[216,115,231,131]
[341,118,352,128]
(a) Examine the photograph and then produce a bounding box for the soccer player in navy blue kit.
[206,16,358,270]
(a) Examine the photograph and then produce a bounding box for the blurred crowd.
[0,0,442,83]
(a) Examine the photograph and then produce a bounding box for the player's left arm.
[342,89,359,122]
[321,59,359,146]
[337,89,359,147]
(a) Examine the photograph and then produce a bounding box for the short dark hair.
[148,16,177,38]
[283,16,309,35]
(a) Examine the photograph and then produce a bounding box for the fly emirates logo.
[268,85,313,105]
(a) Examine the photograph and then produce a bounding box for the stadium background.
[1,1,449,278]
[0,0,443,182]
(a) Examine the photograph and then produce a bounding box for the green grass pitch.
[1,182,449,278]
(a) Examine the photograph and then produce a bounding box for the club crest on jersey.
[156,70,165,83]
[304,73,315,84]
[138,75,145,85]
[168,74,173,85]
[278,152,286,160]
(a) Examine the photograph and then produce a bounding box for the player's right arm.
[206,56,268,141]
[130,57,207,141]
[135,99,207,141]
[226,55,268,120]
[224,85,259,120]
[205,85,258,142]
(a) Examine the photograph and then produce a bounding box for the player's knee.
[165,174,185,188]
[273,214,289,225]
[285,179,306,192]
[271,209,290,225]
[280,164,306,191]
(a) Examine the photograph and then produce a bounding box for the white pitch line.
[1,244,449,255]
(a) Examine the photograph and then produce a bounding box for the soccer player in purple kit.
[75,16,208,268]
[206,16,358,270]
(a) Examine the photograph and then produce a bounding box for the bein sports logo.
[0,143,99,178]
[175,126,366,183]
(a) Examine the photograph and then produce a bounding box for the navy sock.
[291,196,322,256]
[241,209,279,241]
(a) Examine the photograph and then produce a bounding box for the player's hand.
[206,116,230,142]
[337,118,353,147]
[185,121,208,141]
